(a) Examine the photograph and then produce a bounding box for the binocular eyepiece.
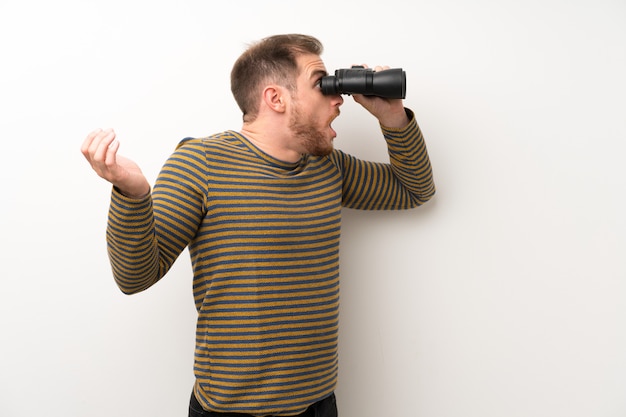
[320,66,406,99]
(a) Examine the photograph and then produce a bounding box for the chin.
[308,143,333,157]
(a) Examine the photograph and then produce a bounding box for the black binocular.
[320,66,406,99]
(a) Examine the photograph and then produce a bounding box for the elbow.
[423,186,437,203]
[118,285,142,296]
[109,257,162,295]
[115,280,154,295]
[411,185,436,208]
[112,269,160,295]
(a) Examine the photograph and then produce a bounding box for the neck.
[240,122,301,163]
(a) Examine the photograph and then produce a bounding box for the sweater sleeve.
[106,138,208,294]
[331,108,436,210]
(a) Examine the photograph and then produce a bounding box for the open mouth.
[329,110,340,137]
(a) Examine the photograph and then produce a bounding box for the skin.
[81,53,409,198]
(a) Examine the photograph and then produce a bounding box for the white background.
[1,0,624,416]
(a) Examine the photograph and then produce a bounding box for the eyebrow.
[310,68,328,79]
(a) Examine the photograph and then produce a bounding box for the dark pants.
[189,391,338,417]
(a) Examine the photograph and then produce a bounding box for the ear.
[262,85,287,113]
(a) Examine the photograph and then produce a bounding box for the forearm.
[106,189,167,294]
[381,108,436,206]
[337,109,435,210]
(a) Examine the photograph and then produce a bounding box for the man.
[81,34,435,417]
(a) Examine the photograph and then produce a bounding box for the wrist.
[379,107,410,129]
[114,184,150,200]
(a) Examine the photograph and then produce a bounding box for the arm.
[82,130,207,294]
[332,108,435,210]
[332,66,435,209]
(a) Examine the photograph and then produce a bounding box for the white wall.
[1,0,624,416]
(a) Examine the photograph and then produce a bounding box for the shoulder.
[325,148,354,169]
[172,131,250,162]
[175,131,239,150]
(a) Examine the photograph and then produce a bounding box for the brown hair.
[231,34,324,122]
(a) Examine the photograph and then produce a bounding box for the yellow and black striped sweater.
[106,109,435,416]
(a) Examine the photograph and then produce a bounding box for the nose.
[332,94,344,107]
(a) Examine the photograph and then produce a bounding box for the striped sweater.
[106,109,435,416]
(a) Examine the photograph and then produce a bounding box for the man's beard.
[289,106,334,157]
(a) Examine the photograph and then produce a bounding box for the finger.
[90,129,116,163]
[81,128,103,157]
[104,137,120,168]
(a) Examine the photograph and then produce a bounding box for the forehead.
[297,53,327,78]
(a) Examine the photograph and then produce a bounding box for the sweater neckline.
[230,130,308,172]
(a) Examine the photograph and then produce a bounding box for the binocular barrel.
[320,67,406,99]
